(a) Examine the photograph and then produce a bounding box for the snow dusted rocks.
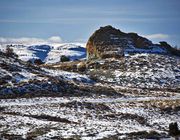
[87,53,180,89]
[86,25,176,60]
[0,95,180,139]
[0,50,93,97]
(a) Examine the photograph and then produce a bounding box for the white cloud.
[48,36,62,43]
[144,34,169,40]
[0,36,62,45]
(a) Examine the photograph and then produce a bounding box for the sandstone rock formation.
[86,25,153,60]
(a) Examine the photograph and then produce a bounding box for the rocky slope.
[0,50,93,98]
[86,53,180,90]
[49,53,180,91]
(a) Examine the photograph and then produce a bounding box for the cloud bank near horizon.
[0,36,62,45]
[144,34,169,40]
[0,33,170,46]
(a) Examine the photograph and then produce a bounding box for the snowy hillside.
[45,43,86,63]
[0,48,180,139]
[86,53,180,89]
[0,43,86,64]
[0,50,92,96]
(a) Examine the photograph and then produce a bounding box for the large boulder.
[86,25,153,60]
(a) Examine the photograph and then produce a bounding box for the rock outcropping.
[86,25,170,60]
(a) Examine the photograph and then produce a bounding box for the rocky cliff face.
[86,25,167,60]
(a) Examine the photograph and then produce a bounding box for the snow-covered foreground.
[0,93,180,139]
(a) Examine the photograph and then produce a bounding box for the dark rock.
[169,122,180,136]
[34,59,44,65]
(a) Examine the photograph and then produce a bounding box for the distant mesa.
[86,25,179,60]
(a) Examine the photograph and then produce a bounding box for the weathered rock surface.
[86,25,179,60]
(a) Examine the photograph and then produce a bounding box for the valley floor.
[0,89,180,140]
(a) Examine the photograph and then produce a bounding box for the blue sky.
[0,0,180,46]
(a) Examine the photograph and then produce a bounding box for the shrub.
[60,55,70,62]
[0,79,8,85]
[5,45,18,58]
[34,59,44,65]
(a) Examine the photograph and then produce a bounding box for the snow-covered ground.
[0,51,92,94]
[0,43,86,64]
[88,53,180,89]
[45,43,86,63]
[0,93,179,139]
[43,68,93,83]
[0,43,180,139]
